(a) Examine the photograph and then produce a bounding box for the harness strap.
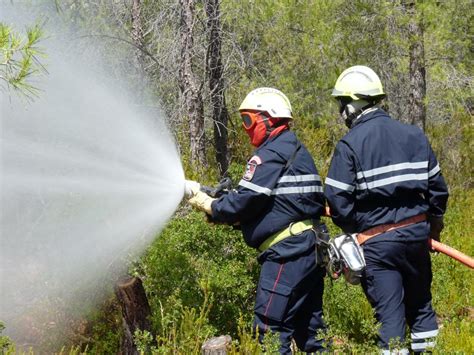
[259,219,313,252]
[258,140,307,252]
[357,214,426,245]
[284,140,301,170]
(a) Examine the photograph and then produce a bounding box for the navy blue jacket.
[324,108,449,239]
[211,130,325,249]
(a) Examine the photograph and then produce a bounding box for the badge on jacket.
[243,155,262,181]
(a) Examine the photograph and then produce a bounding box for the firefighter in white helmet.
[325,65,449,353]
[185,88,329,353]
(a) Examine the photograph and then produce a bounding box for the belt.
[258,219,313,252]
[357,214,427,245]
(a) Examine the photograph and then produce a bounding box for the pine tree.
[0,23,44,98]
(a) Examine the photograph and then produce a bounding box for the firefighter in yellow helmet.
[185,88,329,353]
[332,65,386,128]
[325,65,449,353]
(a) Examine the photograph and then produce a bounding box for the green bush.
[0,321,15,354]
[430,190,474,354]
[133,210,259,338]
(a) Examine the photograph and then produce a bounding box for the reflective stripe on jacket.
[324,108,448,237]
[211,130,325,249]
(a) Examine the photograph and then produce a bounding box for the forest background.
[1,0,472,353]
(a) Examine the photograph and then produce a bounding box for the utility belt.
[258,219,314,252]
[258,219,330,268]
[357,213,427,245]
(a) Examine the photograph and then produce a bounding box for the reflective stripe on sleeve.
[277,174,321,183]
[411,341,436,351]
[356,161,428,179]
[272,185,323,195]
[411,329,439,339]
[356,173,428,190]
[325,177,355,192]
[238,180,272,196]
[239,179,323,196]
[428,164,441,178]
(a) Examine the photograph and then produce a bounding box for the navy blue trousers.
[253,232,327,354]
[361,233,438,352]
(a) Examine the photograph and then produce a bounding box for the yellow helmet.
[331,65,385,101]
[239,87,293,119]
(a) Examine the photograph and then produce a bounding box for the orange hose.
[429,239,474,269]
[324,206,331,217]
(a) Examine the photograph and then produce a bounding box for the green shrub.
[0,321,15,354]
[133,282,215,354]
[430,189,474,354]
[436,318,474,354]
[133,210,259,338]
[323,279,379,346]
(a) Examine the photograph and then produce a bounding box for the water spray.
[0,5,186,345]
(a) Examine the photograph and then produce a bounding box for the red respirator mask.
[241,111,288,147]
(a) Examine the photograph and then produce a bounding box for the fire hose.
[429,239,474,269]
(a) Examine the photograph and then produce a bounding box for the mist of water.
[0,5,185,343]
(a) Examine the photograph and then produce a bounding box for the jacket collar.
[257,128,292,151]
[351,107,386,128]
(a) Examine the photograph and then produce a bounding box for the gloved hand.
[428,215,444,242]
[188,190,216,215]
[184,180,201,198]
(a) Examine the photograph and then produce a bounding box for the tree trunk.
[131,0,145,66]
[205,0,229,177]
[404,0,427,131]
[115,276,152,355]
[179,0,207,169]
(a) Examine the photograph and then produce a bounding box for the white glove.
[184,180,201,198]
[188,190,216,215]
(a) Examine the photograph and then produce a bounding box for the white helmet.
[239,87,293,119]
[331,65,385,101]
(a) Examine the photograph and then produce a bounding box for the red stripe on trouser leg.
[263,263,285,332]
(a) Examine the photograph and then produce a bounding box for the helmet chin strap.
[260,113,272,141]
[342,99,376,128]
[261,114,288,140]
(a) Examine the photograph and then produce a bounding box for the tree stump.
[115,276,152,355]
[201,335,232,355]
